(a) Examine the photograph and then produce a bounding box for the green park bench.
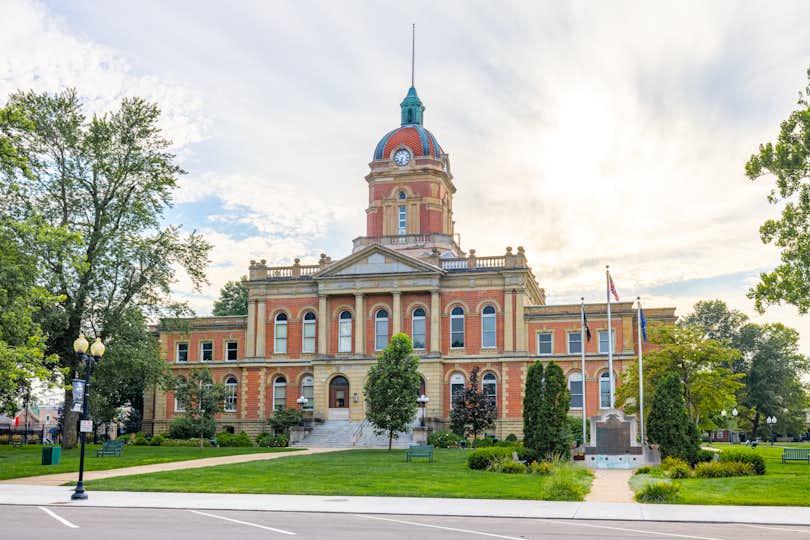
[96,439,125,457]
[781,448,810,464]
[406,444,434,462]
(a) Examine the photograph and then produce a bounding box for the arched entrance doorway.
[328,375,350,420]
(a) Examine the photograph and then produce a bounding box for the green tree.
[680,299,748,346]
[170,368,225,439]
[617,324,742,432]
[522,362,543,451]
[449,366,496,442]
[0,89,211,447]
[212,276,249,316]
[537,362,571,459]
[647,373,700,464]
[363,333,421,450]
[268,407,302,436]
[745,66,810,314]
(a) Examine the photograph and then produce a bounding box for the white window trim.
[200,341,213,362]
[598,371,613,409]
[224,378,238,412]
[598,329,616,355]
[412,308,426,350]
[273,377,287,411]
[567,332,582,355]
[225,341,238,362]
[536,332,553,356]
[274,314,288,354]
[449,373,465,408]
[338,312,352,353]
[450,308,465,349]
[301,375,314,411]
[482,373,497,412]
[302,313,317,354]
[176,342,188,363]
[174,396,185,412]
[568,372,584,410]
[398,204,407,235]
[481,306,497,349]
[375,310,389,351]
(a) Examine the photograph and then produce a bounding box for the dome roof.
[372,86,444,161]
[373,125,443,161]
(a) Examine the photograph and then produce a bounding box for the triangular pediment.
[314,244,443,278]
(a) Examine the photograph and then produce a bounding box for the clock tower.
[355,85,460,260]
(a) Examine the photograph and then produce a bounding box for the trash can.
[41,446,61,465]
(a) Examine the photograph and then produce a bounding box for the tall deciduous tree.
[522,362,543,451]
[212,276,249,316]
[0,89,211,446]
[745,66,810,313]
[680,299,748,346]
[647,373,700,464]
[364,333,421,450]
[537,362,571,459]
[449,366,496,442]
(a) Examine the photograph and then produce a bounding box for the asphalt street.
[3,505,810,540]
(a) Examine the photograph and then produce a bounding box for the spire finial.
[411,23,415,88]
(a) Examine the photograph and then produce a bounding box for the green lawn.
[0,444,299,481]
[86,449,594,500]
[634,444,810,506]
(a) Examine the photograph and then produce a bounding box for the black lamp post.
[71,333,105,501]
[417,394,429,428]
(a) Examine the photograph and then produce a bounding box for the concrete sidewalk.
[1,483,809,526]
[0,447,344,486]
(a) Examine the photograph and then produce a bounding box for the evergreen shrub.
[169,415,216,439]
[217,431,253,447]
[467,447,513,470]
[427,430,462,448]
[133,434,148,446]
[149,434,165,446]
[505,433,518,443]
[647,374,700,464]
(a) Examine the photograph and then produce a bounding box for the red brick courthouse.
[144,85,675,442]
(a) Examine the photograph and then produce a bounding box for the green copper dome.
[400,86,425,126]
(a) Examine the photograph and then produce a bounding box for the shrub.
[530,461,554,475]
[696,449,716,463]
[161,438,212,447]
[149,434,165,446]
[542,465,587,501]
[565,415,589,447]
[514,446,540,464]
[168,415,216,439]
[488,456,527,474]
[216,431,253,447]
[427,430,462,448]
[505,433,518,443]
[661,456,689,471]
[635,481,680,504]
[647,374,700,465]
[467,447,513,470]
[473,437,494,448]
[719,449,766,475]
[268,408,302,436]
[666,462,692,479]
[256,433,288,447]
[634,466,653,475]
[694,461,755,478]
[133,434,148,446]
[495,440,519,448]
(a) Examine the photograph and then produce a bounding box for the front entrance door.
[328,376,350,420]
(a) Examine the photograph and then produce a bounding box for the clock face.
[393,149,411,166]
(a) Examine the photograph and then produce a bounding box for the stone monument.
[584,409,656,469]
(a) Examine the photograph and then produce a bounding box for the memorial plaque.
[595,414,631,454]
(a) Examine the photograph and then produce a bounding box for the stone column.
[430,290,440,353]
[255,300,266,357]
[246,300,256,357]
[515,290,527,352]
[504,290,514,352]
[318,295,328,354]
[354,293,364,354]
[392,291,402,334]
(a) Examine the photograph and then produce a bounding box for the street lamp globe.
[90,337,106,358]
[73,333,89,354]
[731,408,738,417]
[721,409,727,417]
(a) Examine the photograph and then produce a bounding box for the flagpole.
[580,296,587,448]
[637,296,645,444]
[606,265,615,409]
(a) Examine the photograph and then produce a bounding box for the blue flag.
[640,308,648,342]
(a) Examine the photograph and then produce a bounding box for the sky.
[2,0,810,354]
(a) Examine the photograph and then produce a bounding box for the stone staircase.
[292,419,413,449]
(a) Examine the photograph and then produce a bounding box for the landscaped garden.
[0,443,299,481]
[631,443,810,506]
[85,447,594,500]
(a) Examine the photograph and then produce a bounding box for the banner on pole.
[71,379,85,413]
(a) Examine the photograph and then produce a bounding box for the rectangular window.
[398,204,407,235]
[224,384,237,412]
[302,383,314,411]
[537,332,552,355]
[174,396,185,412]
[375,319,388,351]
[569,378,583,408]
[176,342,188,363]
[302,322,316,353]
[273,384,286,411]
[482,316,496,349]
[600,375,612,408]
[598,330,615,354]
[412,317,426,350]
[568,332,582,355]
[226,341,238,361]
[451,318,464,348]
[200,341,213,362]
[275,323,287,354]
[338,320,352,352]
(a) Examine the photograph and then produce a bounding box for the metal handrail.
[351,418,369,446]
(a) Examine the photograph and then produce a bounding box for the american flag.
[607,271,620,302]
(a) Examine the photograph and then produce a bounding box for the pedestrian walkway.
[584,469,635,503]
[1,484,809,526]
[1,447,345,486]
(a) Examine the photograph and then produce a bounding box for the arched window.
[274,313,288,354]
[599,371,613,409]
[450,306,465,348]
[301,375,314,411]
[398,204,407,235]
[338,311,352,353]
[174,377,186,413]
[375,309,389,350]
[398,190,407,200]
[224,376,238,412]
[569,372,583,409]
[412,307,426,350]
[482,372,497,412]
[450,373,465,408]
[302,312,316,353]
[273,376,287,411]
[481,305,496,348]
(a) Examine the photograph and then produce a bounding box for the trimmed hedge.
[719,449,765,475]
[694,461,755,478]
[149,434,165,446]
[216,431,253,447]
[161,438,212,447]
[427,430,462,448]
[467,447,513,470]
[256,433,289,447]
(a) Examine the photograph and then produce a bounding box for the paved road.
[4,505,810,539]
